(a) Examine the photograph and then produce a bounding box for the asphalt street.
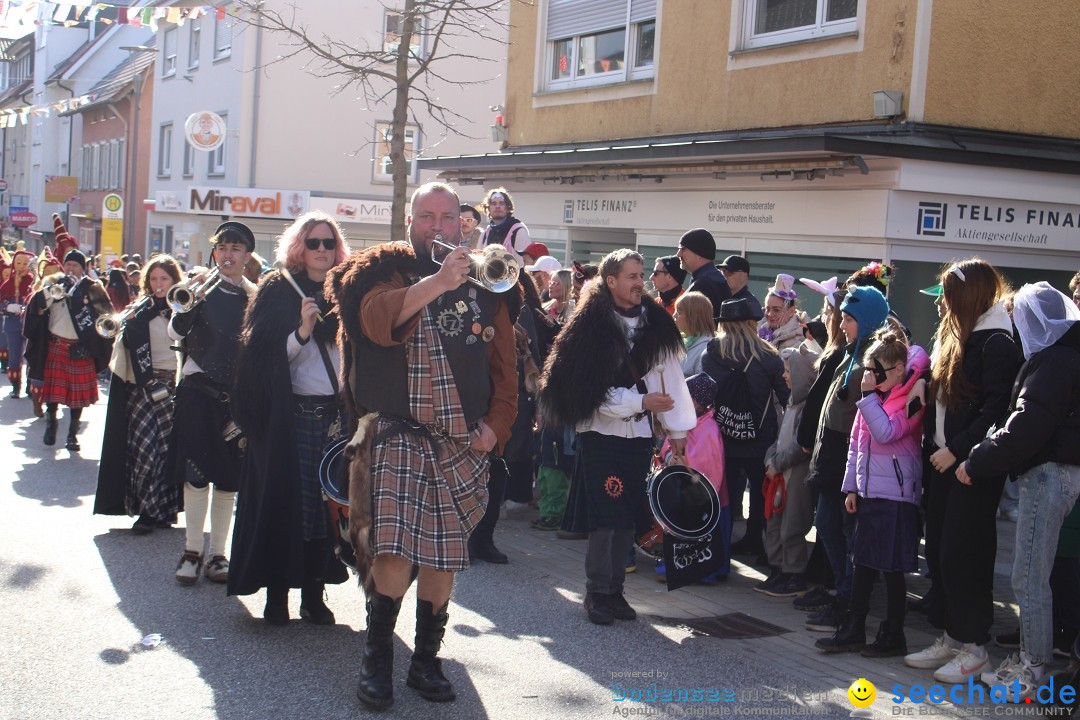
[0,381,1009,720]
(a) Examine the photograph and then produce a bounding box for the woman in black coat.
[702,298,789,560]
[904,258,1023,682]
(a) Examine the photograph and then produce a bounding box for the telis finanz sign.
[887,191,1080,253]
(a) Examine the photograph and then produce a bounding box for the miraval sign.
[886,191,1080,253]
[156,187,310,219]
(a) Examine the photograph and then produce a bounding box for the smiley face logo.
[847,678,876,709]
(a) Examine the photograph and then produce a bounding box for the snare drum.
[318,436,356,571]
[646,464,721,542]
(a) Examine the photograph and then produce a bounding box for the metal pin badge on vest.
[482,326,495,342]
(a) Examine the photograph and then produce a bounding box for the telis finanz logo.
[563,200,575,224]
[917,201,947,236]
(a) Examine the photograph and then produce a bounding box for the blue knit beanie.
[838,286,890,390]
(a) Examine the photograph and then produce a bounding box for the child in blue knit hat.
[800,284,890,632]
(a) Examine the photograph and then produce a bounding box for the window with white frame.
[182,140,195,177]
[109,139,124,189]
[188,17,201,68]
[158,123,172,177]
[382,11,425,59]
[373,122,419,183]
[207,113,226,175]
[162,27,178,76]
[545,0,656,91]
[214,14,232,59]
[741,0,857,50]
[100,142,110,189]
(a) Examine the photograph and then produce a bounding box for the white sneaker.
[904,636,959,669]
[980,654,1040,702]
[933,645,988,684]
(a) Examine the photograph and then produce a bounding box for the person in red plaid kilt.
[329,182,518,710]
[22,249,112,451]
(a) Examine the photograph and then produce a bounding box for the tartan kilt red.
[42,338,99,408]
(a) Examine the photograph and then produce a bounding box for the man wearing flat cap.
[676,228,731,320]
[168,221,256,587]
[651,255,686,316]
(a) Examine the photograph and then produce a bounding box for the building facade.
[146,0,508,267]
[420,0,1080,344]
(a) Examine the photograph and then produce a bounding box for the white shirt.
[47,298,79,340]
[575,313,696,440]
[286,331,341,396]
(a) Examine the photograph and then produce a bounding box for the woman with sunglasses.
[229,211,352,626]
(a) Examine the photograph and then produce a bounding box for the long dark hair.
[930,257,1010,410]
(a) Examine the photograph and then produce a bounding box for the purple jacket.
[842,344,930,505]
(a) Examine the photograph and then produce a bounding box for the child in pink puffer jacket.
[816,327,929,658]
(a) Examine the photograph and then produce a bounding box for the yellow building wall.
[505,0,1080,145]
[505,0,916,146]
[922,0,1080,139]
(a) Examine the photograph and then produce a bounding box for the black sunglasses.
[305,236,337,251]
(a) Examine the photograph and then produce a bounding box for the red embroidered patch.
[604,475,623,498]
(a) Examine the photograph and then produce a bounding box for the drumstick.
[280,266,324,323]
[658,364,666,395]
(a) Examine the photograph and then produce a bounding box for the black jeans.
[925,463,1005,645]
[850,564,906,624]
[727,454,766,546]
[470,457,507,549]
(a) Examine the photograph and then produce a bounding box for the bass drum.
[318,436,357,572]
[646,464,721,542]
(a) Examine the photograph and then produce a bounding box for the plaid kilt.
[294,397,344,541]
[125,384,180,522]
[370,416,489,571]
[577,431,655,532]
[42,338,99,408]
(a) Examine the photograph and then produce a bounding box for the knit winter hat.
[63,248,87,270]
[678,228,716,261]
[686,372,717,410]
[838,285,889,391]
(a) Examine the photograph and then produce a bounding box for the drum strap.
[315,339,340,395]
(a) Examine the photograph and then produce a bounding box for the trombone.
[430,235,520,294]
[95,295,153,339]
[166,266,223,313]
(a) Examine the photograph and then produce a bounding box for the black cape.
[227,270,347,596]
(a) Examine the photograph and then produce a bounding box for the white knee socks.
[209,489,236,558]
[184,483,209,554]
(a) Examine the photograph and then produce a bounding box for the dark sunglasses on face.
[305,236,337,251]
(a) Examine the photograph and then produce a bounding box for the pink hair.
[275,211,349,272]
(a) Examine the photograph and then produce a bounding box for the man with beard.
[539,249,695,625]
[168,222,255,586]
[479,187,532,261]
[328,181,517,709]
[23,248,112,450]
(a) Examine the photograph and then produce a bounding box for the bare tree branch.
[232,0,516,242]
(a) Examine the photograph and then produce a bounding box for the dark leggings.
[850,564,906,624]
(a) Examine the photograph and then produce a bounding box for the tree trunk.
[389,0,416,244]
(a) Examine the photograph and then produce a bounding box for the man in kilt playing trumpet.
[329,182,518,710]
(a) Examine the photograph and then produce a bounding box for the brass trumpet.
[94,296,153,339]
[43,275,73,301]
[430,235,520,294]
[166,266,223,313]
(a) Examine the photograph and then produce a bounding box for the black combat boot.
[861,619,908,658]
[65,408,82,451]
[357,591,403,710]
[300,580,335,625]
[43,405,58,446]
[815,609,867,653]
[407,599,456,702]
[263,585,289,626]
